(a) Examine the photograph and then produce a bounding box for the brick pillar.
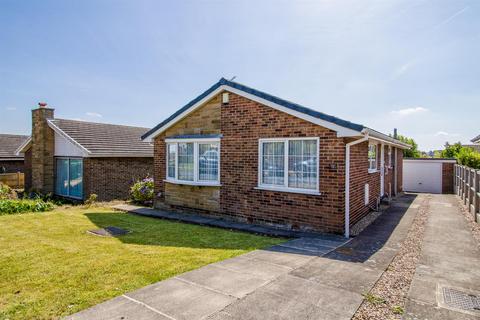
[31,103,55,194]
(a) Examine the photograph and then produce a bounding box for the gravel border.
[352,195,431,320]
[456,197,480,249]
[350,210,383,237]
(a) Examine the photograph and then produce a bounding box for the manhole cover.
[438,286,480,315]
[88,226,129,237]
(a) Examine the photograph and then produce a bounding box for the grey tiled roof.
[0,134,29,159]
[142,78,365,140]
[50,119,153,157]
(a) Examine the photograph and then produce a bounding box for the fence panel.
[454,164,480,223]
[0,172,24,188]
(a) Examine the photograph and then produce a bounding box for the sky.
[1,0,479,151]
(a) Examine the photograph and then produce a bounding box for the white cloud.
[393,60,416,78]
[5,107,17,111]
[391,106,428,117]
[435,131,460,137]
[86,112,102,118]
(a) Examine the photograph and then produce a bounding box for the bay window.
[368,143,377,172]
[258,138,319,194]
[166,139,220,185]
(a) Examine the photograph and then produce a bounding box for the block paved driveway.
[67,194,421,320]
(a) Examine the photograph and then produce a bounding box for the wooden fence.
[454,164,480,222]
[0,172,24,189]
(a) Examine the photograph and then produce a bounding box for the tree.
[440,142,463,158]
[396,135,421,158]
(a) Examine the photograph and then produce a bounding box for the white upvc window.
[368,143,377,173]
[257,137,320,195]
[165,138,220,186]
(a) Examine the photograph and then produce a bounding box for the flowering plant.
[130,177,154,204]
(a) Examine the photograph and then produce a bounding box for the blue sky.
[1,0,478,151]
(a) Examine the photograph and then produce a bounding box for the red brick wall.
[442,162,454,194]
[348,141,381,226]
[220,93,345,234]
[151,91,406,234]
[0,160,24,174]
[396,149,403,194]
[83,157,153,201]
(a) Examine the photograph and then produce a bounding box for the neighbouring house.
[0,134,29,173]
[17,103,153,201]
[142,78,410,237]
[463,134,480,153]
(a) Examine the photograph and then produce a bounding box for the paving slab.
[177,264,269,298]
[291,257,382,294]
[66,296,171,320]
[213,255,292,280]
[216,288,346,320]
[125,278,235,320]
[262,274,364,317]
[242,248,315,269]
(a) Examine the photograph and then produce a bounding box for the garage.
[403,159,456,194]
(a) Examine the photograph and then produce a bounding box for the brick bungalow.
[142,78,410,237]
[17,103,153,201]
[0,134,29,173]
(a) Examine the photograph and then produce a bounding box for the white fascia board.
[47,120,91,157]
[0,158,24,161]
[367,134,411,149]
[143,85,362,141]
[15,137,32,155]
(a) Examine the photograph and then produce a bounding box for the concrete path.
[405,194,480,319]
[67,194,420,320]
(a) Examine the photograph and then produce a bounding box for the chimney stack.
[393,128,398,139]
[30,102,55,194]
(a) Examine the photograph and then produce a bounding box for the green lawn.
[0,206,283,319]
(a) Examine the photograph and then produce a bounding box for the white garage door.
[403,160,442,193]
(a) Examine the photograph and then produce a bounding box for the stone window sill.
[164,179,221,187]
[254,186,321,196]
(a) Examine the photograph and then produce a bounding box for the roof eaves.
[471,134,480,143]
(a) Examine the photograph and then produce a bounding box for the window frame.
[54,157,84,199]
[257,137,320,195]
[368,142,378,173]
[165,138,221,186]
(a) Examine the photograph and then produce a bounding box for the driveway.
[404,194,480,319]
[67,194,422,320]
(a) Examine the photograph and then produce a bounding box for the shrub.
[457,148,480,169]
[130,177,154,204]
[0,199,55,215]
[0,184,12,199]
[85,194,98,207]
